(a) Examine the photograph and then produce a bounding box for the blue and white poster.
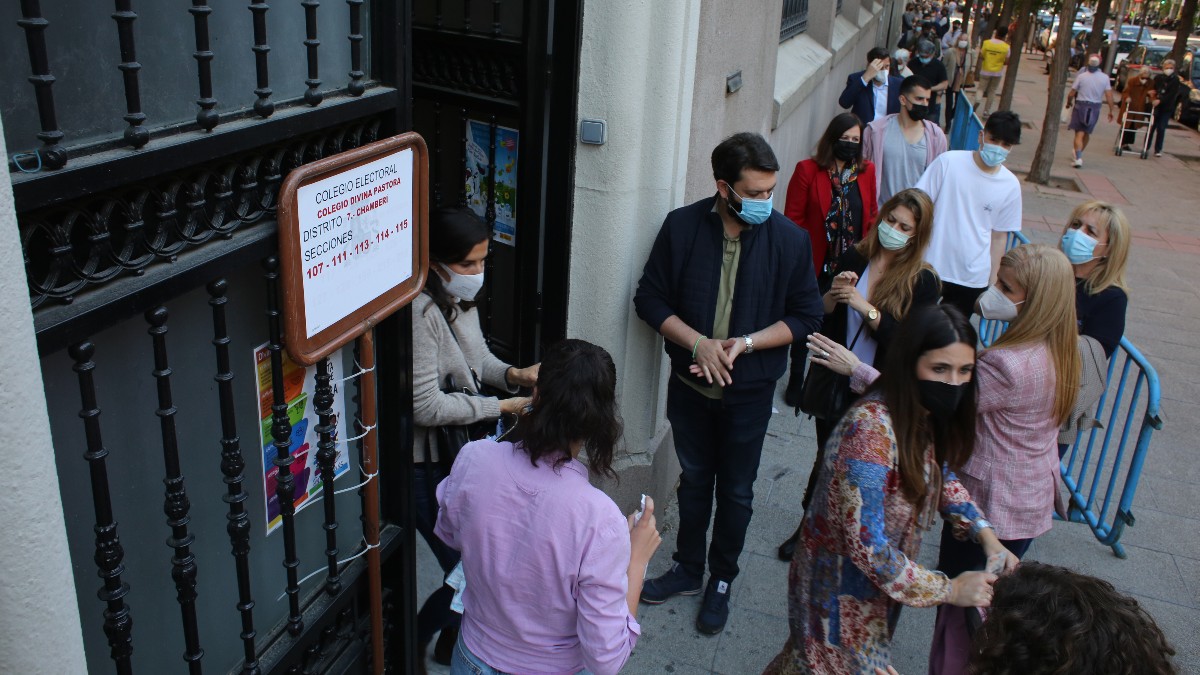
[465,120,519,246]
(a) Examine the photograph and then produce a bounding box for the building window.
[780,0,809,41]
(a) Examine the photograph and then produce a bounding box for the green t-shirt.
[680,231,741,400]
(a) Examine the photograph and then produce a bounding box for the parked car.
[1175,51,1200,129]
[1040,20,1085,52]
[1069,29,1111,69]
[1116,45,1172,91]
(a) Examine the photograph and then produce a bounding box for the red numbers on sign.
[375,228,390,244]
[355,239,371,255]
[306,262,324,279]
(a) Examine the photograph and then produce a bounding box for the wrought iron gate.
[410,0,581,365]
[7,1,422,672]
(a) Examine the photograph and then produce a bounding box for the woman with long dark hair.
[778,188,942,561]
[436,340,662,675]
[409,206,539,671]
[764,305,1018,675]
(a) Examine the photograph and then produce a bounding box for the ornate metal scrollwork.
[21,117,381,311]
[412,39,522,102]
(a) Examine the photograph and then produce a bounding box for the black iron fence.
[7,1,417,673]
[781,0,809,41]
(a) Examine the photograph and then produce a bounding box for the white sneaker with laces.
[1072,157,1083,168]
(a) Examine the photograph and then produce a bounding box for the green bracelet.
[692,335,706,360]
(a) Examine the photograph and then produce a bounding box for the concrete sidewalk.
[419,50,1200,674]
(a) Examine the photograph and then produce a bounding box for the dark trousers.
[667,376,775,581]
[940,281,985,319]
[945,92,957,130]
[413,464,462,647]
[931,525,1033,674]
[1147,105,1171,153]
[801,416,837,513]
[929,102,944,130]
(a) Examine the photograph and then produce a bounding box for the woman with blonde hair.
[927,243,1082,673]
[1058,200,1131,358]
[778,188,941,561]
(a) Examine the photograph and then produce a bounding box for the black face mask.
[906,103,930,121]
[917,380,967,418]
[833,140,861,162]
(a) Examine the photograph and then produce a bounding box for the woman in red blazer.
[784,112,879,293]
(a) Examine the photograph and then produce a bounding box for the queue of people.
[403,8,1176,672]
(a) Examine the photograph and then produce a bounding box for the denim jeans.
[667,376,775,581]
[414,464,462,647]
[450,634,593,675]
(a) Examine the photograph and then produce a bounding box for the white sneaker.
[1072,157,1083,168]
[1155,152,1163,157]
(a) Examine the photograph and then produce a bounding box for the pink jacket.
[851,343,1060,541]
[861,114,948,205]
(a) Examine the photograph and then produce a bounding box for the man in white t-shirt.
[915,111,1023,317]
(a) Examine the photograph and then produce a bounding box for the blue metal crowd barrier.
[949,91,983,151]
[978,231,1164,558]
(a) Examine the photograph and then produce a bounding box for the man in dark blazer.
[839,46,904,124]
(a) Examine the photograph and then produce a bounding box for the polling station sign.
[277,133,429,365]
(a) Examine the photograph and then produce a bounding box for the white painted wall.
[568,0,703,506]
[0,118,88,672]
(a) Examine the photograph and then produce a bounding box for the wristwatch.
[866,307,880,321]
[742,335,754,354]
[970,518,993,543]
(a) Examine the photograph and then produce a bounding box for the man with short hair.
[634,133,823,635]
[1066,54,1116,168]
[863,75,949,206]
[909,40,950,125]
[941,19,964,51]
[839,47,904,124]
[915,111,1024,318]
[974,25,1011,116]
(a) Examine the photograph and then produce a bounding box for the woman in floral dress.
[765,305,1018,674]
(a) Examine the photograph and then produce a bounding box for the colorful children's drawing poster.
[254,343,349,534]
[464,119,519,246]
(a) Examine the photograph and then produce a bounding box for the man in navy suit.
[839,47,904,124]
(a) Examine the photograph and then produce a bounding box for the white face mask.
[1164,68,1175,77]
[977,285,1024,321]
[958,40,969,48]
[438,262,485,300]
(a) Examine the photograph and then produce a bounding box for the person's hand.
[720,336,747,363]
[693,337,735,387]
[982,542,1021,575]
[864,58,888,82]
[1108,108,1115,122]
[830,284,870,313]
[507,363,540,388]
[627,497,662,567]
[875,667,902,675]
[831,270,860,288]
[948,570,998,607]
[807,332,861,376]
[498,395,531,415]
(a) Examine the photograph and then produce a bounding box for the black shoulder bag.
[799,320,866,421]
[424,318,497,470]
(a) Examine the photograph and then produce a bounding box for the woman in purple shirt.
[436,340,662,675]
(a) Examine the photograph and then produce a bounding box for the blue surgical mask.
[1061,227,1099,264]
[726,186,773,225]
[1086,64,1100,73]
[979,142,1009,167]
[919,55,933,64]
[876,221,912,250]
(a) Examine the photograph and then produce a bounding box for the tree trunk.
[1170,0,1197,64]
[999,0,1037,111]
[997,0,1018,30]
[1028,0,1078,185]
[1086,0,1113,56]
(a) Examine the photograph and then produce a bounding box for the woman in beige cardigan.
[409,206,538,672]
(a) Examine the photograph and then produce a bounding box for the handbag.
[428,372,494,468]
[799,320,866,421]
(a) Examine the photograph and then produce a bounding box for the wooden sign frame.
[277,132,430,365]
